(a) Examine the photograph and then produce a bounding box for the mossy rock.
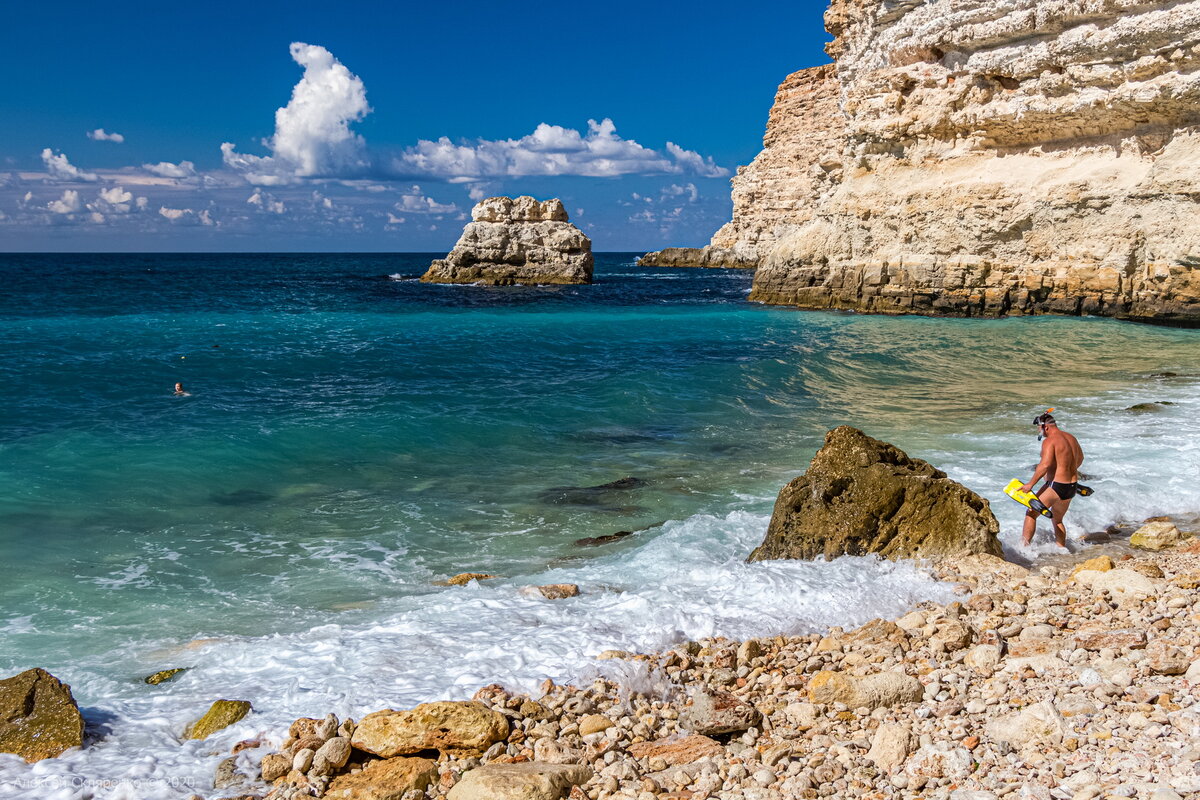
[184,699,252,740]
[143,667,188,686]
[749,426,1003,562]
[0,668,85,762]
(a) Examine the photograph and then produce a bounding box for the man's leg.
[1050,498,1073,548]
[1022,486,1061,546]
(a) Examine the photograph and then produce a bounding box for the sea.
[1,252,1198,798]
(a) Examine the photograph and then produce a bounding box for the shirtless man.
[1021,410,1084,547]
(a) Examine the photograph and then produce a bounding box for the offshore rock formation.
[422,197,593,286]
[749,426,1003,562]
[691,0,1200,323]
[636,247,755,269]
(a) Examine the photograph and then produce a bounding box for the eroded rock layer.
[721,0,1200,323]
[422,197,593,286]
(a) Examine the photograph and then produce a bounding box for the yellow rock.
[184,699,251,740]
[1071,556,1114,578]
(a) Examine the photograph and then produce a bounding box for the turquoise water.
[1,253,1199,796]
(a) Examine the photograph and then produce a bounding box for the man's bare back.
[1021,411,1085,548]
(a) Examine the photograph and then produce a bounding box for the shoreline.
[216,515,1200,800]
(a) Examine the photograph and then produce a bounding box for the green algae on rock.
[0,668,85,762]
[184,699,252,740]
[749,426,1003,562]
[143,667,188,685]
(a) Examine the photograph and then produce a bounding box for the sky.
[0,1,832,252]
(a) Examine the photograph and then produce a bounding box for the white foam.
[0,510,954,799]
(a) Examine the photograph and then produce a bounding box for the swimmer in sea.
[1021,410,1084,549]
[174,382,190,396]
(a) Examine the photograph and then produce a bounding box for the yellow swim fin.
[1005,478,1053,518]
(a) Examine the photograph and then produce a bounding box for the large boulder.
[422,197,593,286]
[447,763,592,800]
[325,756,438,800]
[0,668,85,762]
[351,701,508,757]
[748,426,1002,562]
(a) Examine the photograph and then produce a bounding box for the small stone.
[213,756,247,790]
[520,584,580,600]
[627,735,724,766]
[807,670,922,710]
[866,723,912,773]
[578,715,614,736]
[294,747,315,773]
[680,689,761,736]
[444,573,499,587]
[261,752,291,782]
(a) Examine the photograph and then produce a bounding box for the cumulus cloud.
[247,189,286,214]
[159,206,190,221]
[89,186,134,214]
[87,128,125,143]
[41,149,98,182]
[660,182,699,203]
[223,42,371,184]
[46,189,82,214]
[143,160,197,178]
[395,185,457,215]
[391,118,727,181]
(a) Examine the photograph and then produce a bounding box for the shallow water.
[1,253,1198,797]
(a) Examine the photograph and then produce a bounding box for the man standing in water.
[1021,410,1084,548]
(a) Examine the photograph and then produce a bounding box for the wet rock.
[807,670,923,710]
[444,573,499,587]
[446,763,592,800]
[351,701,508,757]
[540,478,647,506]
[184,699,252,740]
[749,427,1002,562]
[519,584,580,600]
[628,735,725,766]
[1126,402,1175,413]
[0,668,85,762]
[1131,522,1185,551]
[214,756,249,791]
[680,689,762,736]
[573,531,634,547]
[325,756,438,800]
[143,667,188,685]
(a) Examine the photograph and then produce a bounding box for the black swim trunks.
[1051,481,1078,500]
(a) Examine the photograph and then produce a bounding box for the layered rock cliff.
[693,0,1200,323]
[422,197,593,286]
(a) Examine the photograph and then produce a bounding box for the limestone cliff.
[422,197,593,286]
[698,0,1200,323]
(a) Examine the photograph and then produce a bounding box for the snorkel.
[1033,408,1056,441]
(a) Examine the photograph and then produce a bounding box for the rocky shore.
[193,516,1200,800]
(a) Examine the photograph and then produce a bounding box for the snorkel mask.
[1033,408,1056,441]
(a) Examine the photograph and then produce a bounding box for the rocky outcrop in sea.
[651,0,1200,324]
[422,197,593,286]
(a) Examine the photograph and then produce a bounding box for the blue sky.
[0,1,832,251]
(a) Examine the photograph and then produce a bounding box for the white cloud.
[223,42,370,184]
[395,185,457,215]
[391,118,727,180]
[47,189,82,214]
[89,212,106,223]
[136,196,149,209]
[41,149,98,182]
[89,186,134,215]
[159,206,190,221]
[143,161,197,178]
[247,189,286,214]
[87,128,125,143]
[386,212,406,225]
[660,182,699,203]
[467,183,493,202]
[200,209,215,226]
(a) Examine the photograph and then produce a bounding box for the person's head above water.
[1033,408,1057,439]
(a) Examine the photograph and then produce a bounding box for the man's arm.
[1022,439,1055,492]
